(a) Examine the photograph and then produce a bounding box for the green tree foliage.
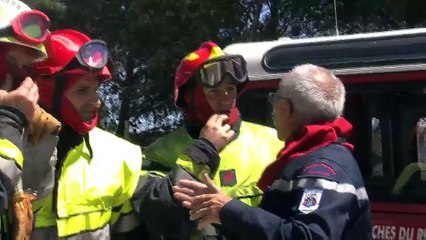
[31,0,425,146]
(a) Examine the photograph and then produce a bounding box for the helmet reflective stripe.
[208,46,225,60]
[183,52,199,61]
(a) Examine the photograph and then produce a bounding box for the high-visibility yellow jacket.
[135,121,283,239]
[31,127,142,239]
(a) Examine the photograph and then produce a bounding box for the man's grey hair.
[277,64,346,125]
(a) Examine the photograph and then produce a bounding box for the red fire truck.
[224,28,426,240]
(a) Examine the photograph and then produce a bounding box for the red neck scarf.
[183,84,240,127]
[258,117,354,191]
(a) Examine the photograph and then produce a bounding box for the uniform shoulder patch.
[301,162,337,178]
[298,189,323,214]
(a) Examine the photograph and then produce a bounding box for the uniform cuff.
[0,105,27,127]
[219,199,250,230]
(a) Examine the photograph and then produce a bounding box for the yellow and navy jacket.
[132,120,283,239]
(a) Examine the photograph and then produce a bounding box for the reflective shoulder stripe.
[271,178,369,201]
[0,138,23,167]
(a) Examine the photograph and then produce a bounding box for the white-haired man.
[173,64,372,240]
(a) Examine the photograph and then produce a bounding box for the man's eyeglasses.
[267,91,293,114]
[268,91,276,105]
[268,91,287,104]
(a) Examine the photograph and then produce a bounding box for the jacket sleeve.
[110,200,147,239]
[130,164,196,237]
[22,135,58,199]
[130,139,220,238]
[219,175,370,240]
[0,106,27,213]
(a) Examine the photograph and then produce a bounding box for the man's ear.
[282,99,293,117]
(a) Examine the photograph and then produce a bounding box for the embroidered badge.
[298,189,323,214]
[219,169,237,187]
[302,163,336,177]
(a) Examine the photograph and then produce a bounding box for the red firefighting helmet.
[174,41,248,108]
[33,29,111,79]
[174,41,225,107]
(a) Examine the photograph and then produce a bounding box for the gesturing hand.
[173,173,232,230]
[200,114,235,152]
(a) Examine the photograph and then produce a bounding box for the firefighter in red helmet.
[0,1,60,238]
[131,41,283,239]
[29,29,144,239]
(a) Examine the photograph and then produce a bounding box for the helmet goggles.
[195,54,248,88]
[59,39,109,73]
[0,10,51,45]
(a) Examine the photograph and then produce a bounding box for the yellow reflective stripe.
[0,36,47,60]
[34,194,57,228]
[1,213,8,233]
[118,201,133,215]
[56,210,111,237]
[230,182,264,207]
[149,170,166,177]
[0,138,23,167]
[140,169,167,178]
[176,154,211,180]
[110,211,120,225]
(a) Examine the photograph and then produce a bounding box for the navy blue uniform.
[219,144,372,240]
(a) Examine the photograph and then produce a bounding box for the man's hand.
[0,76,39,122]
[200,114,235,152]
[173,173,232,230]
